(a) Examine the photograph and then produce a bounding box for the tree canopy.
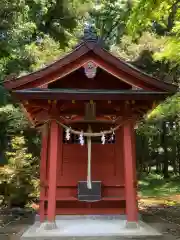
[128,0,180,65]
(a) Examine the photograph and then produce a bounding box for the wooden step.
[41,196,126,201]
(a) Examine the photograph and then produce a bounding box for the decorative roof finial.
[83,22,98,41]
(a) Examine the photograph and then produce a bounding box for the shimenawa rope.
[38,118,130,190]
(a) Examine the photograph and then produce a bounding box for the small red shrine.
[4,28,177,228]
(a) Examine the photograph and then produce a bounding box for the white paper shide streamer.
[40,119,123,190]
[101,132,105,144]
[79,131,84,146]
[65,128,71,141]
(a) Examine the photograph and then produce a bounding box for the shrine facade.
[4,32,177,228]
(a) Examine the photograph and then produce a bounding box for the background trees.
[128,0,180,65]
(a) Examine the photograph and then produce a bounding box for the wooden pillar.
[47,120,59,222]
[39,124,48,222]
[123,120,138,225]
[131,123,138,187]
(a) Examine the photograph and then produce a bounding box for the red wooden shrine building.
[4,31,177,227]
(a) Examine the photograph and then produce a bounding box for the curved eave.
[3,41,178,93]
[3,42,90,90]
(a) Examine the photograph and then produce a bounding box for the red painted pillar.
[123,120,138,224]
[47,120,59,222]
[131,122,138,188]
[39,124,48,222]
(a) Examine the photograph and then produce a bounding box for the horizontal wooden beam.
[12,90,170,101]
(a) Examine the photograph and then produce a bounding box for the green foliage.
[111,32,166,61]
[0,136,39,207]
[139,173,180,197]
[0,104,40,161]
[128,0,179,36]
[0,0,93,104]
[90,0,132,47]
[127,0,180,65]
[148,94,180,120]
[24,36,66,72]
[136,97,180,179]
[0,105,40,207]
[110,32,180,84]
[0,105,29,133]
[154,37,180,66]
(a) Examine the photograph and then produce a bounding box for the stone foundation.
[21,215,161,240]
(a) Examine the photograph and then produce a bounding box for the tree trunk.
[177,142,180,175]
[172,144,177,175]
[156,161,161,173]
[162,121,169,179]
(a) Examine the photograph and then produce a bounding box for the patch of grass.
[138,173,180,198]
